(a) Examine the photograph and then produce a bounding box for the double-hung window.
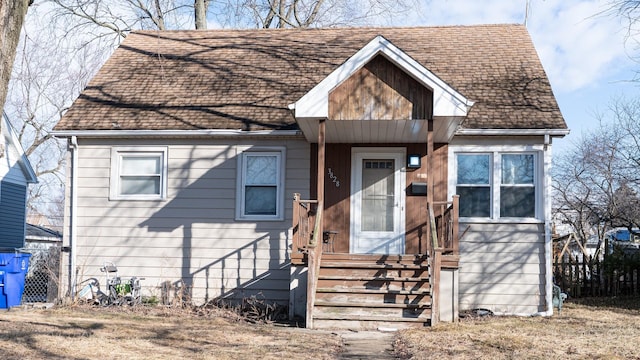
[455,151,538,220]
[236,147,285,220]
[110,147,167,200]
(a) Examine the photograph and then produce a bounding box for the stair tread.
[320,262,427,269]
[321,253,427,261]
[313,314,429,322]
[314,301,430,308]
[318,275,429,282]
[316,287,431,295]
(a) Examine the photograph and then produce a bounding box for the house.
[53,25,568,328]
[0,112,38,249]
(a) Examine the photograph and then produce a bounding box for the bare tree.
[553,97,640,243]
[48,0,202,37]
[49,0,415,36]
[195,0,210,29]
[233,0,414,28]
[607,0,640,31]
[0,0,32,156]
[5,7,108,226]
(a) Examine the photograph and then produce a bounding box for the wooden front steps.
[312,253,432,330]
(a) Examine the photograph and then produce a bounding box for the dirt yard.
[1,298,639,359]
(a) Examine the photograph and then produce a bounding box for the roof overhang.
[454,128,570,137]
[52,129,303,138]
[296,116,464,144]
[289,35,474,143]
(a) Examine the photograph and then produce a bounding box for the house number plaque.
[328,168,340,188]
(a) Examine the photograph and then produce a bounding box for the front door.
[350,148,405,254]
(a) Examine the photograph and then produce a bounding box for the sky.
[399,0,640,153]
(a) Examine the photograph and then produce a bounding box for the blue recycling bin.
[0,252,31,309]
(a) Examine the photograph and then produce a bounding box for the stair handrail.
[428,202,442,326]
[429,195,460,326]
[305,205,323,328]
[292,193,318,262]
[431,195,460,255]
[292,193,324,328]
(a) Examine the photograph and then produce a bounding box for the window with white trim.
[456,154,491,217]
[110,147,167,200]
[500,154,535,217]
[236,148,285,220]
[455,152,537,219]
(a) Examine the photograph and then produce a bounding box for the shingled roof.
[55,24,566,132]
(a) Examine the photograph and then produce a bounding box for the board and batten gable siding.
[66,137,310,305]
[449,137,553,315]
[0,181,28,248]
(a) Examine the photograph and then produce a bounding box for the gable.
[1,113,37,185]
[291,35,472,122]
[329,55,433,121]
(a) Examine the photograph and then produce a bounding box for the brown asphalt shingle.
[55,24,566,132]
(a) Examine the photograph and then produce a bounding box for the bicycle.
[78,262,144,306]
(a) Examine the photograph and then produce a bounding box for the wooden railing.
[292,193,317,265]
[432,195,460,255]
[428,195,460,326]
[292,193,324,328]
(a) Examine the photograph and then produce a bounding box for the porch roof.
[55,25,567,136]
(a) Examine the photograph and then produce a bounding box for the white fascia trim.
[455,128,570,137]
[290,35,474,119]
[51,129,303,138]
[543,140,554,316]
[26,236,62,242]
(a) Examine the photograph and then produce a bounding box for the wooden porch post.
[427,119,434,253]
[306,119,326,328]
[427,118,441,325]
[317,119,325,216]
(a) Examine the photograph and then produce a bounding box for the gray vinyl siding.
[458,222,546,315]
[69,138,309,305]
[0,181,27,249]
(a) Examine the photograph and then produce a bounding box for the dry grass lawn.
[0,305,341,360]
[1,297,639,359]
[395,297,640,360]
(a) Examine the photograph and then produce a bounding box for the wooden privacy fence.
[553,234,640,298]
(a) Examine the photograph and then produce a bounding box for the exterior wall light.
[407,154,421,168]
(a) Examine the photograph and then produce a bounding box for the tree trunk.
[0,0,31,157]
[194,0,210,29]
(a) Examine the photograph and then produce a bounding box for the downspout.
[69,136,78,299]
[542,132,553,316]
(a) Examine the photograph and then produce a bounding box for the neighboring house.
[606,228,640,253]
[0,112,38,249]
[26,223,63,246]
[24,223,63,303]
[53,25,568,328]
